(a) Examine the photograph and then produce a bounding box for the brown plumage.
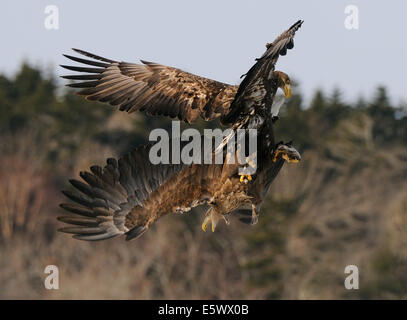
[58,141,300,241]
[61,20,303,126]
[62,50,238,124]
[58,20,304,241]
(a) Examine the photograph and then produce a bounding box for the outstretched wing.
[58,141,229,241]
[61,49,238,124]
[238,20,303,99]
[58,144,185,241]
[223,20,303,123]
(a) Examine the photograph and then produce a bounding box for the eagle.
[60,20,302,126]
[58,20,303,240]
[58,140,300,240]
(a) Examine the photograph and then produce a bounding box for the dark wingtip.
[290,19,304,31]
[140,59,154,65]
[69,48,116,64]
[57,227,67,233]
[72,48,88,55]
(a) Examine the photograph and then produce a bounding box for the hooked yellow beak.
[283,84,292,99]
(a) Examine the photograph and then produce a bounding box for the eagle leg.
[239,156,257,184]
[201,214,211,232]
[239,174,252,184]
[251,204,259,225]
[201,207,229,232]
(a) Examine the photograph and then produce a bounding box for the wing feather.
[223,20,303,123]
[58,137,228,241]
[58,142,191,241]
[61,49,238,124]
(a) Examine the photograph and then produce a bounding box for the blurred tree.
[368,86,397,145]
[1,62,407,299]
[395,102,407,145]
[309,89,326,112]
[274,81,312,151]
[0,63,56,132]
[325,87,350,126]
[355,95,367,110]
[243,197,302,299]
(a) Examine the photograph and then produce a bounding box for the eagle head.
[274,71,292,99]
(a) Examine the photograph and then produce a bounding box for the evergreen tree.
[368,86,397,145]
[309,89,326,112]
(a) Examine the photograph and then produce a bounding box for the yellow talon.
[273,150,299,163]
[201,215,210,232]
[239,174,252,183]
[273,146,301,163]
[282,154,299,163]
[272,150,282,162]
[202,209,229,233]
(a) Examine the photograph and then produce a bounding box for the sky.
[1,0,406,105]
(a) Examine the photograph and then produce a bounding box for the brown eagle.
[61,20,302,127]
[58,141,300,240]
[58,20,304,241]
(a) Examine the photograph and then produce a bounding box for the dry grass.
[0,131,256,299]
[0,131,51,241]
[0,211,256,299]
[1,121,407,299]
